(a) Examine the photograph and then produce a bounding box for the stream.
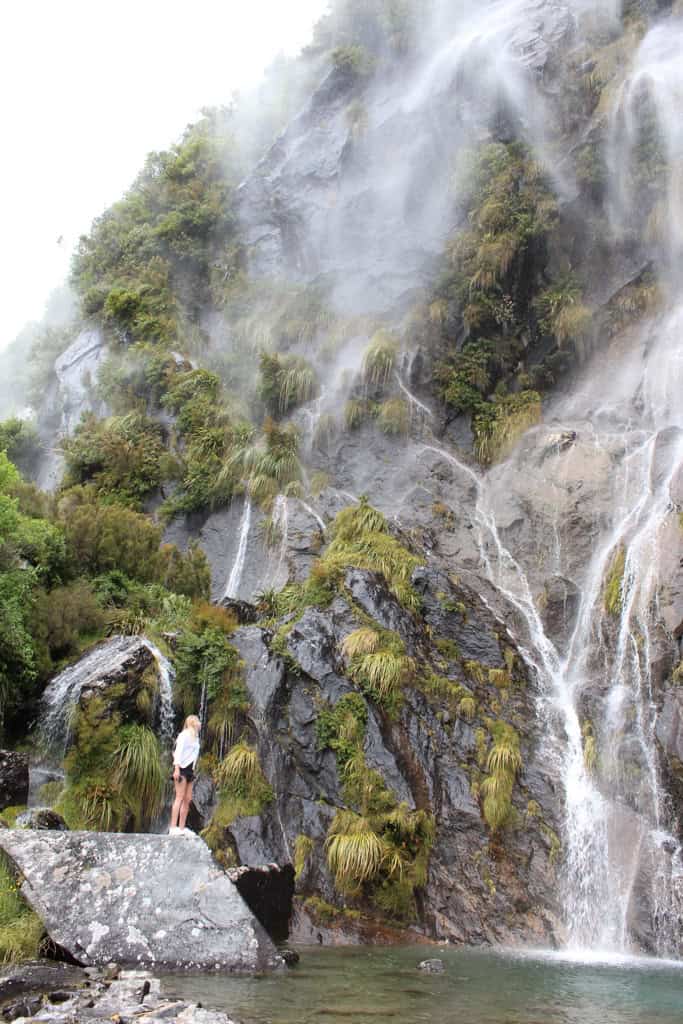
[162,946,683,1024]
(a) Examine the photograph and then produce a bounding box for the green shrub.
[112,724,165,830]
[361,331,397,390]
[323,497,421,611]
[63,412,167,507]
[377,398,409,436]
[480,722,522,832]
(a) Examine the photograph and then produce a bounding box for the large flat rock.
[0,831,282,972]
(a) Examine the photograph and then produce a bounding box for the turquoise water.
[163,946,683,1023]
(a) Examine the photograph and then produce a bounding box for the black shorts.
[176,764,195,783]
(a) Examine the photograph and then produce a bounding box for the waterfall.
[39,635,177,757]
[145,641,176,747]
[395,372,434,426]
[299,500,326,535]
[224,497,253,600]
[270,494,289,587]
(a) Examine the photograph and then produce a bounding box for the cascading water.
[224,497,253,600]
[269,493,290,587]
[144,640,176,747]
[39,635,177,757]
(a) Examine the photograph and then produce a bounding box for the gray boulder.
[0,830,282,971]
[0,751,29,811]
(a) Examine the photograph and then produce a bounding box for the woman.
[169,715,201,834]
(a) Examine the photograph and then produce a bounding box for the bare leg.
[170,777,188,829]
[179,780,194,830]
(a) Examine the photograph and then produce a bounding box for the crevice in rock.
[228,864,295,943]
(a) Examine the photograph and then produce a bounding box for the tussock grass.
[113,724,165,829]
[326,810,385,891]
[361,331,397,390]
[342,628,381,658]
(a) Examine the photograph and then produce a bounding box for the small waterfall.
[224,498,253,600]
[270,494,289,587]
[39,635,177,757]
[609,21,683,270]
[395,372,434,428]
[198,680,208,737]
[299,500,326,535]
[145,641,176,747]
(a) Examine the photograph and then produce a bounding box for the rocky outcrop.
[35,328,109,492]
[39,636,160,754]
[0,751,29,812]
[227,566,562,947]
[0,831,282,971]
[0,965,237,1024]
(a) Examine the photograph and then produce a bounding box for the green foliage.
[40,580,105,660]
[458,696,477,721]
[0,854,43,963]
[258,352,317,417]
[112,724,165,829]
[480,722,522,833]
[212,741,273,823]
[583,721,598,776]
[435,637,460,662]
[62,412,167,508]
[323,497,421,612]
[604,545,626,616]
[294,834,315,881]
[316,692,368,771]
[437,141,558,439]
[377,398,409,436]
[534,274,592,349]
[317,689,435,918]
[344,399,371,431]
[464,660,486,686]
[0,418,41,476]
[473,390,542,466]
[174,626,246,746]
[58,695,126,831]
[347,635,415,712]
[361,331,397,391]
[326,810,385,890]
[220,419,303,505]
[72,108,241,349]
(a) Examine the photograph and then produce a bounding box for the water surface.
[163,946,683,1024]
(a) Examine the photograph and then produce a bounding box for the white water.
[224,498,253,600]
[269,494,290,587]
[39,635,177,756]
[144,641,176,747]
[422,301,683,954]
[396,372,434,423]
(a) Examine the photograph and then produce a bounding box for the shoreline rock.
[0,963,238,1023]
[0,831,283,972]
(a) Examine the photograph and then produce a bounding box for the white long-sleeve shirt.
[173,728,200,768]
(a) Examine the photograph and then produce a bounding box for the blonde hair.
[185,715,201,736]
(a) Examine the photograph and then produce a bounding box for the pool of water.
[162,945,683,1024]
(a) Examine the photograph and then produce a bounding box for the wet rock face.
[0,751,29,812]
[229,568,562,947]
[238,0,573,318]
[540,575,581,653]
[0,831,282,971]
[39,636,158,755]
[34,328,109,492]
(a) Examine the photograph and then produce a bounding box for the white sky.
[0,0,328,349]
